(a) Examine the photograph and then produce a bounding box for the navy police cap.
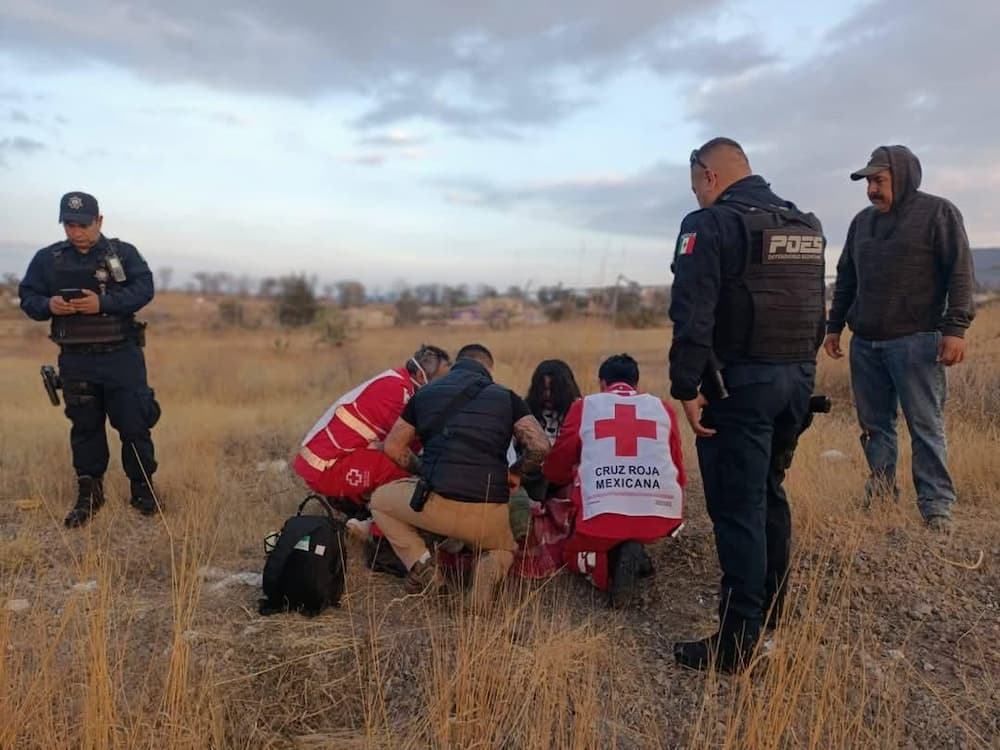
[59,192,100,225]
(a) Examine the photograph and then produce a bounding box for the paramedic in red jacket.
[544,354,685,607]
[293,345,451,504]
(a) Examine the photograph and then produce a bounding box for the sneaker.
[608,541,650,609]
[925,515,953,534]
[129,481,161,516]
[673,631,753,675]
[64,475,106,528]
[404,557,442,594]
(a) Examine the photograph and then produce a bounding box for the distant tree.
[258,277,277,298]
[477,284,499,299]
[1,272,19,295]
[537,284,570,306]
[193,271,212,295]
[442,284,470,309]
[336,280,366,308]
[415,283,442,306]
[505,285,524,300]
[158,267,173,293]
[611,281,643,327]
[394,290,421,326]
[274,274,319,327]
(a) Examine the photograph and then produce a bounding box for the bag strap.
[419,378,491,484]
[424,378,491,436]
[297,493,338,520]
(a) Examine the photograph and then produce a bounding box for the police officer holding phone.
[19,192,162,527]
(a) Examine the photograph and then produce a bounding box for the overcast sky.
[1,0,997,292]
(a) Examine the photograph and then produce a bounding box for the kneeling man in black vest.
[370,344,550,607]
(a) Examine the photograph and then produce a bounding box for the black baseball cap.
[850,149,891,181]
[59,192,100,224]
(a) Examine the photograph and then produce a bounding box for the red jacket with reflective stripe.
[300,368,417,467]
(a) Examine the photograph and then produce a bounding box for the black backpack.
[259,495,347,617]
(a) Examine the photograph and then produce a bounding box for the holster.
[409,477,432,512]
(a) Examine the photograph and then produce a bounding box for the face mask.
[409,357,430,386]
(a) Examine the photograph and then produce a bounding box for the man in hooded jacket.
[824,146,976,532]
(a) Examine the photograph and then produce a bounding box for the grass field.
[1,297,998,748]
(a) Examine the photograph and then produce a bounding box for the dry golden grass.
[1,298,998,748]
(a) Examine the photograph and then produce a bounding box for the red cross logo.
[594,403,658,456]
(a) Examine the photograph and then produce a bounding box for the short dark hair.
[456,343,494,367]
[598,353,639,387]
[691,136,748,165]
[406,344,450,379]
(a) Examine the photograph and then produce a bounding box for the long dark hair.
[525,359,581,422]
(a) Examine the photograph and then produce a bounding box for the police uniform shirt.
[18,236,154,322]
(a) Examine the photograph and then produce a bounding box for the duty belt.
[60,341,132,354]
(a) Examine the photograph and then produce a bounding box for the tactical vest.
[49,240,134,346]
[714,197,825,363]
[416,361,513,504]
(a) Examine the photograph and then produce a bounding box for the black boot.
[64,475,106,528]
[608,541,652,609]
[674,623,758,674]
[129,480,161,516]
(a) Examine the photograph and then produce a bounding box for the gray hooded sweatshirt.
[827,145,976,340]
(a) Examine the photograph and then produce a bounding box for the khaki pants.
[370,479,516,601]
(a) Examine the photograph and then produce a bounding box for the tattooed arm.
[510,414,551,476]
[383,417,423,476]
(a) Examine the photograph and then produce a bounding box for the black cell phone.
[59,288,85,300]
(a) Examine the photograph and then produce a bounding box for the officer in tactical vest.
[668,138,825,673]
[19,192,162,527]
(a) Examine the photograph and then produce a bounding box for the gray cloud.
[3,0,997,248]
[0,135,45,166]
[439,163,692,237]
[688,0,1000,243]
[434,0,1000,246]
[0,1,759,132]
[9,108,32,123]
[646,34,776,77]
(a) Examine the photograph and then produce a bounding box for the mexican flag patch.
[675,232,697,257]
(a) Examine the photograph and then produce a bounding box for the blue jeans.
[849,332,955,519]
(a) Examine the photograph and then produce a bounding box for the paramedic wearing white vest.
[544,354,685,606]
[293,346,451,505]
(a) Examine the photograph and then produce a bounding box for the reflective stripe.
[298,445,338,472]
[334,406,379,443]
